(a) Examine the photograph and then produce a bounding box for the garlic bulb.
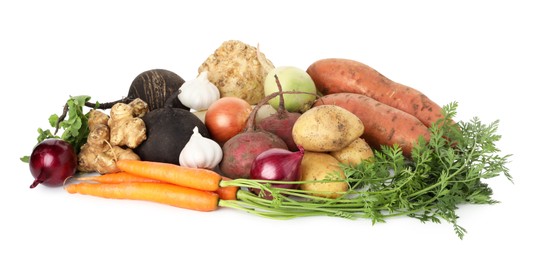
[178,71,220,111]
[179,126,223,169]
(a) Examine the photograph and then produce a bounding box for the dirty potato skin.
[292,105,364,152]
[299,151,348,198]
[330,137,374,166]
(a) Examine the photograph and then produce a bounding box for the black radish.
[134,91,210,165]
[128,69,188,111]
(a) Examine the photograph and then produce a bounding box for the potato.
[299,151,348,198]
[330,138,374,166]
[292,105,364,152]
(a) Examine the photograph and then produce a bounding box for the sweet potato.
[313,93,430,157]
[307,58,443,127]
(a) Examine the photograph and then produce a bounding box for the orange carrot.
[65,182,220,212]
[116,160,222,191]
[77,172,161,184]
[77,171,239,201]
[215,177,239,200]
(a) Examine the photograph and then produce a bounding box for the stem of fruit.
[244,87,320,132]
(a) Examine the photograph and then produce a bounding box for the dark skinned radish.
[258,75,302,151]
[134,90,210,165]
[52,69,188,137]
[128,69,188,111]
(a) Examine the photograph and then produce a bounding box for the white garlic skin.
[178,71,220,111]
[179,126,223,169]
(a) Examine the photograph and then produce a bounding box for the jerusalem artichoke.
[77,99,148,174]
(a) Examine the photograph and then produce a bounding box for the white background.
[1,0,534,259]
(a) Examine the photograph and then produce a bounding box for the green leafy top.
[21,95,92,162]
[221,102,513,239]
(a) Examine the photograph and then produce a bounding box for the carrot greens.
[220,102,512,239]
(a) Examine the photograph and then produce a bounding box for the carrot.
[65,182,220,212]
[116,160,222,191]
[76,172,161,184]
[78,171,239,201]
[307,58,444,127]
[314,93,430,157]
[215,177,239,200]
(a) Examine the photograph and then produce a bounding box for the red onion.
[29,139,77,188]
[250,145,305,193]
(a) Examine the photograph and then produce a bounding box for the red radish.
[29,139,77,188]
[258,75,302,151]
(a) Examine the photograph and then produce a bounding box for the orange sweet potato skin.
[307,58,443,127]
[313,93,430,157]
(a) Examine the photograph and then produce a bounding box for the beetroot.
[220,130,287,179]
[258,75,302,151]
[219,92,288,179]
[219,76,319,179]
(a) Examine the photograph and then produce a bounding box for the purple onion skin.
[29,139,77,188]
[250,146,305,191]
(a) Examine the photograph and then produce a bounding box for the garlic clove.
[178,71,221,111]
[179,126,223,169]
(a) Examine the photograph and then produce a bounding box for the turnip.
[258,75,302,151]
[264,66,317,113]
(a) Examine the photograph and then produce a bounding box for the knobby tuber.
[108,98,148,148]
[77,99,148,174]
[198,40,274,105]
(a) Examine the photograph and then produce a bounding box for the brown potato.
[299,151,348,198]
[330,138,374,166]
[292,105,364,152]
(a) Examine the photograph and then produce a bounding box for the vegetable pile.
[22,40,512,239]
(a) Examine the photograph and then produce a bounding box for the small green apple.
[264,66,317,113]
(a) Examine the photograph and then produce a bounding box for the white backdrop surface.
[1,1,533,259]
